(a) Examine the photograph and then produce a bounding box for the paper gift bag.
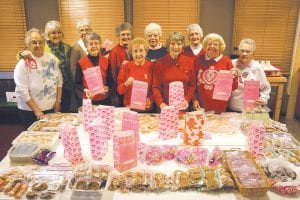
[59,123,83,165]
[113,130,137,172]
[169,81,184,110]
[130,80,148,110]
[212,71,233,101]
[184,109,205,146]
[83,66,104,96]
[159,105,178,139]
[122,110,140,142]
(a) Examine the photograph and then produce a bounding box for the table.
[267,76,288,121]
[1,121,298,200]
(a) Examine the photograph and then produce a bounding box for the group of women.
[14,20,271,128]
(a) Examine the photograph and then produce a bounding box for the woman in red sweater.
[117,38,154,112]
[193,33,238,113]
[152,32,196,111]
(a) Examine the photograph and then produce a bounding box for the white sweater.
[14,53,63,111]
[229,59,271,112]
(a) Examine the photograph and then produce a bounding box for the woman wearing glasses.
[229,38,271,112]
[193,33,238,113]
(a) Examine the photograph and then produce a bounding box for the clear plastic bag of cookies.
[187,166,206,190]
[203,166,222,191]
[217,166,236,189]
[150,172,170,191]
[126,170,152,192]
[170,170,189,191]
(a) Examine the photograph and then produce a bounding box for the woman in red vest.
[75,32,113,105]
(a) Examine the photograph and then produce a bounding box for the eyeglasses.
[147,34,159,39]
[238,49,253,54]
[79,28,92,33]
[207,42,219,47]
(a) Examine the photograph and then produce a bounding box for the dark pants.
[92,97,111,106]
[18,108,54,129]
[61,87,72,113]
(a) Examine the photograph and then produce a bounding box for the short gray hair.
[25,28,45,47]
[44,20,63,40]
[76,18,92,30]
[239,38,256,52]
[203,33,226,52]
[115,22,133,37]
[144,23,162,37]
[84,32,102,47]
[186,24,203,38]
[166,32,185,49]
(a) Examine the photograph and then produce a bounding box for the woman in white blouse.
[229,38,271,112]
[14,28,63,128]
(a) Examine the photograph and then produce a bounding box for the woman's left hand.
[54,101,61,112]
[180,100,189,111]
[145,97,152,109]
[255,97,267,105]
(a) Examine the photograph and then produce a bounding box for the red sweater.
[109,44,130,81]
[183,45,206,62]
[194,55,238,113]
[152,53,196,106]
[117,60,154,109]
[78,55,109,101]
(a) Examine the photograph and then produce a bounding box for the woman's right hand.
[193,100,201,111]
[21,50,33,60]
[160,103,167,109]
[84,88,94,99]
[34,109,44,120]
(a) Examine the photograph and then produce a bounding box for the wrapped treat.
[204,167,221,190]
[32,150,56,165]
[184,109,205,146]
[59,123,83,165]
[169,81,185,110]
[122,110,140,143]
[130,80,148,110]
[159,105,178,139]
[161,145,177,160]
[171,170,189,191]
[151,172,170,191]
[144,145,163,165]
[188,166,206,189]
[208,146,222,166]
[113,130,137,172]
[273,182,299,195]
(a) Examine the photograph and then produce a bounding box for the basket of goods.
[223,150,271,196]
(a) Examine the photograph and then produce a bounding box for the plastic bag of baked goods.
[170,170,190,191]
[187,166,206,190]
[150,172,170,191]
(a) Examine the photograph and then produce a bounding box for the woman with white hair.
[152,32,196,111]
[193,33,238,113]
[109,22,133,107]
[144,23,167,62]
[14,28,62,128]
[229,38,271,112]
[70,19,92,80]
[44,20,72,112]
[183,24,205,61]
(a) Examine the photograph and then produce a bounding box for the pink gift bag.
[159,105,178,139]
[169,81,184,110]
[83,66,104,96]
[113,130,137,172]
[122,110,140,143]
[212,71,233,101]
[59,123,83,165]
[130,80,148,110]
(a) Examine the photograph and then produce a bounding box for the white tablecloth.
[0,124,298,200]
